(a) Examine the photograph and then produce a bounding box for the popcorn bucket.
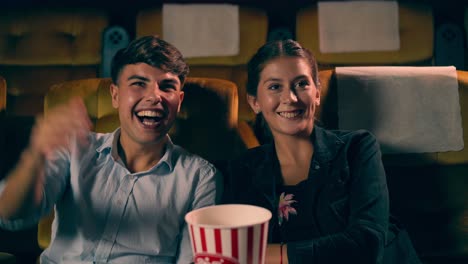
[185,204,272,264]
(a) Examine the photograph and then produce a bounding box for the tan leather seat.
[0,252,15,264]
[0,8,109,116]
[0,78,17,264]
[297,2,434,69]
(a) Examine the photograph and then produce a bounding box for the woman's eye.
[295,80,309,89]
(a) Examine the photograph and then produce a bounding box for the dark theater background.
[1,0,467,263]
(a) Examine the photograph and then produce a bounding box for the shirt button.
[314,164,320,170]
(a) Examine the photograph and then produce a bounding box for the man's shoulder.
[56,131,112,158]
[171,144,215,170]
[72,131,113,154]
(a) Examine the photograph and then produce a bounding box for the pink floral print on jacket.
[278,192,297,226]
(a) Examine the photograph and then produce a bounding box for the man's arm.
[176,164,221,264]
[0,148,45,219]
[0,98,91,221]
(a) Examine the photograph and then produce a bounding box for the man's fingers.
[30,98,93,155]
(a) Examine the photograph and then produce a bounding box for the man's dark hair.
[110,35,189,85]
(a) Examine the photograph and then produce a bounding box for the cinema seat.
[296,2,434,69]
[317,69,468,263]
[0,8,110,116]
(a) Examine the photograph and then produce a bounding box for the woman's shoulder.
[325,128,378,146]
[317,127,381,157]
[232,143,273,166]
[212,143,273,177]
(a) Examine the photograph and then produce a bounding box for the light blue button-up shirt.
[0,129,220,263]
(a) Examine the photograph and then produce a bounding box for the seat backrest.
[44,78,119,133]
[0,7,109,116]
[318,69,468,260]
[0,76,6,112]
[297,2,434,69]
[318,69,468,164]
[135,5,268,124]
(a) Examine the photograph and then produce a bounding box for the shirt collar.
[95,128,119,154]
[158,136,175,172]
[95,128,175,173]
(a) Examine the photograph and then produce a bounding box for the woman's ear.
[315,87,321,106]
[247,94,260,114]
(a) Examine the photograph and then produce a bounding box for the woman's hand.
[265,243,288,264]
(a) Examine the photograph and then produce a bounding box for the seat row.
[0,1,449,124]
[2,68,468,263]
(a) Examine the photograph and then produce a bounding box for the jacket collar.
[251,125,345,207]
[312,125,344,164]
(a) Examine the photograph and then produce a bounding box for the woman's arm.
[266,244,288,264]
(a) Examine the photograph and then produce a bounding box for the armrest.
[0,252,16,264]
[37,211,54,250]
[237,120,259,149]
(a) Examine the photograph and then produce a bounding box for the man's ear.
[177,91,184,112]
[247,94,260,114]
[110,83,119,109]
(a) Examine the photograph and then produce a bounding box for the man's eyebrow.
[160,78,180,85]
[127,75,150,82]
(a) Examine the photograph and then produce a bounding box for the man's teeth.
[142,120,157,125]
[278,111,301,118]
[136,110,163,117]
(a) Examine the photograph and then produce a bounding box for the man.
[0,35,220,263]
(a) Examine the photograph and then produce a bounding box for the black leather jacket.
[221,126,420,264]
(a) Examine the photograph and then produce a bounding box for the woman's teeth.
[278,110,302,118]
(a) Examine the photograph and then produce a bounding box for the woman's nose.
[281,88,298,103]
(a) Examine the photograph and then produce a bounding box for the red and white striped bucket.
[185,204,272,264]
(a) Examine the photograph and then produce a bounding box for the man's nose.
[146,84,162,103]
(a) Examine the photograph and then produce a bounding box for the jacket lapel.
[251,143,280,210]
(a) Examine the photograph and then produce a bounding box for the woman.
[221,39,420,263]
